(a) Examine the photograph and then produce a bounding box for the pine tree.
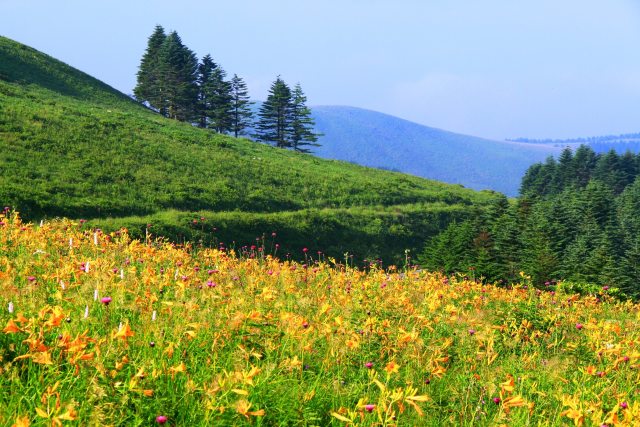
[255,77,292,148]
[419,221,476,274]
[519,163,543,196]
[290,83,322,153]
[491,206,523,283]
[520,156,556,196]
[157,31,199,121]
[229,74,253,138]
[618,151,637,191]
[134,25,167,114]
[196,54,217,128]
[520,208,558,285]
[593,150,624,193]
[572,145,597,188]
[617,178,640,295]
[208,67,233,133]
[196,55,233,133]
[552,147,575,192]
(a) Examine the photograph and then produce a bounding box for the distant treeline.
[133,25,321,152]
[420,145,640,297]
[508,132,640,145]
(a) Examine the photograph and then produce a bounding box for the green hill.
[0,35,500,263]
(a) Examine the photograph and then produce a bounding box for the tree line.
[133,25,321,152]
[420,146,640,298]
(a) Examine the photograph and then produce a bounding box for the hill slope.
[0,36,500,262]
[311,106,562,196]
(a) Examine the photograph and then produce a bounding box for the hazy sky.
[2,0,640,140]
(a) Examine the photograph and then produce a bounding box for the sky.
[2,0,640,140]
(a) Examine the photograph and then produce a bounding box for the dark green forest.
[421,146,640,297]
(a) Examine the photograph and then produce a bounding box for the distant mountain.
[507,133,640,155]
[310,106,562,196]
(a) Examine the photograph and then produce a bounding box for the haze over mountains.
[310,106,562,196]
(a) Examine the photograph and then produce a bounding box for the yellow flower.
[3,318,21,334]
[384,360,400,375]
[560,408,585,426]
[12,415,30,427]
[112,322,134,340]
[235,399,265,418]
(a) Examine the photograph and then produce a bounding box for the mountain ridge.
[309,105,562,196]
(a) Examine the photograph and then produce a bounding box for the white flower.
[8,301,14,314]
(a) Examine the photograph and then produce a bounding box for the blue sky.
[2,0,640,140]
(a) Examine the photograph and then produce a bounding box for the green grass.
[0,35,500,263]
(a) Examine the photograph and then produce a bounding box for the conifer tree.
[134,25,167,114]
[290,83,322,153]
[208,67,233,133]
[491,206,522,282]
[593,150,623,193]
[255,77,292,148]
[229,74,254,138]
[572,145,597,188]
[157,31,199,121]
[419,221,476,274]
[519,207,558,284]
[552,147,575,192]
[196,54,217,128]
[196,55,233,132]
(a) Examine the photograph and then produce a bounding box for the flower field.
[1,211,639,426]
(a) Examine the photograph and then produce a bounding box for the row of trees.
[521,146,640,196]
[133,25,320,151]
[255,77,321,152]
[421,145,640,297]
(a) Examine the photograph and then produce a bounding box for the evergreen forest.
[421,146,640,297]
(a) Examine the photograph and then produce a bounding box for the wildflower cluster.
[0,211,639,426]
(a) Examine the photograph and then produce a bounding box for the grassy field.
[1,212,639,426]
[0,35,501,263]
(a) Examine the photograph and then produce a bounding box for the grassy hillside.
[311,106,562,196]
[0,36,500,262]
[1,215,639,426]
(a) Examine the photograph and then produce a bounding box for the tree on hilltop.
[254,77,293,148]
[157,31,199,121]
[134,25,167,114]
[197,54,233,132]
[229,74,254,138]
[196,54,217,128]
[290,83,322,153]
[134,27,199,121]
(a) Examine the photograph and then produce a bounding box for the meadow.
[0,35,500,265]
[1,210,639,426]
